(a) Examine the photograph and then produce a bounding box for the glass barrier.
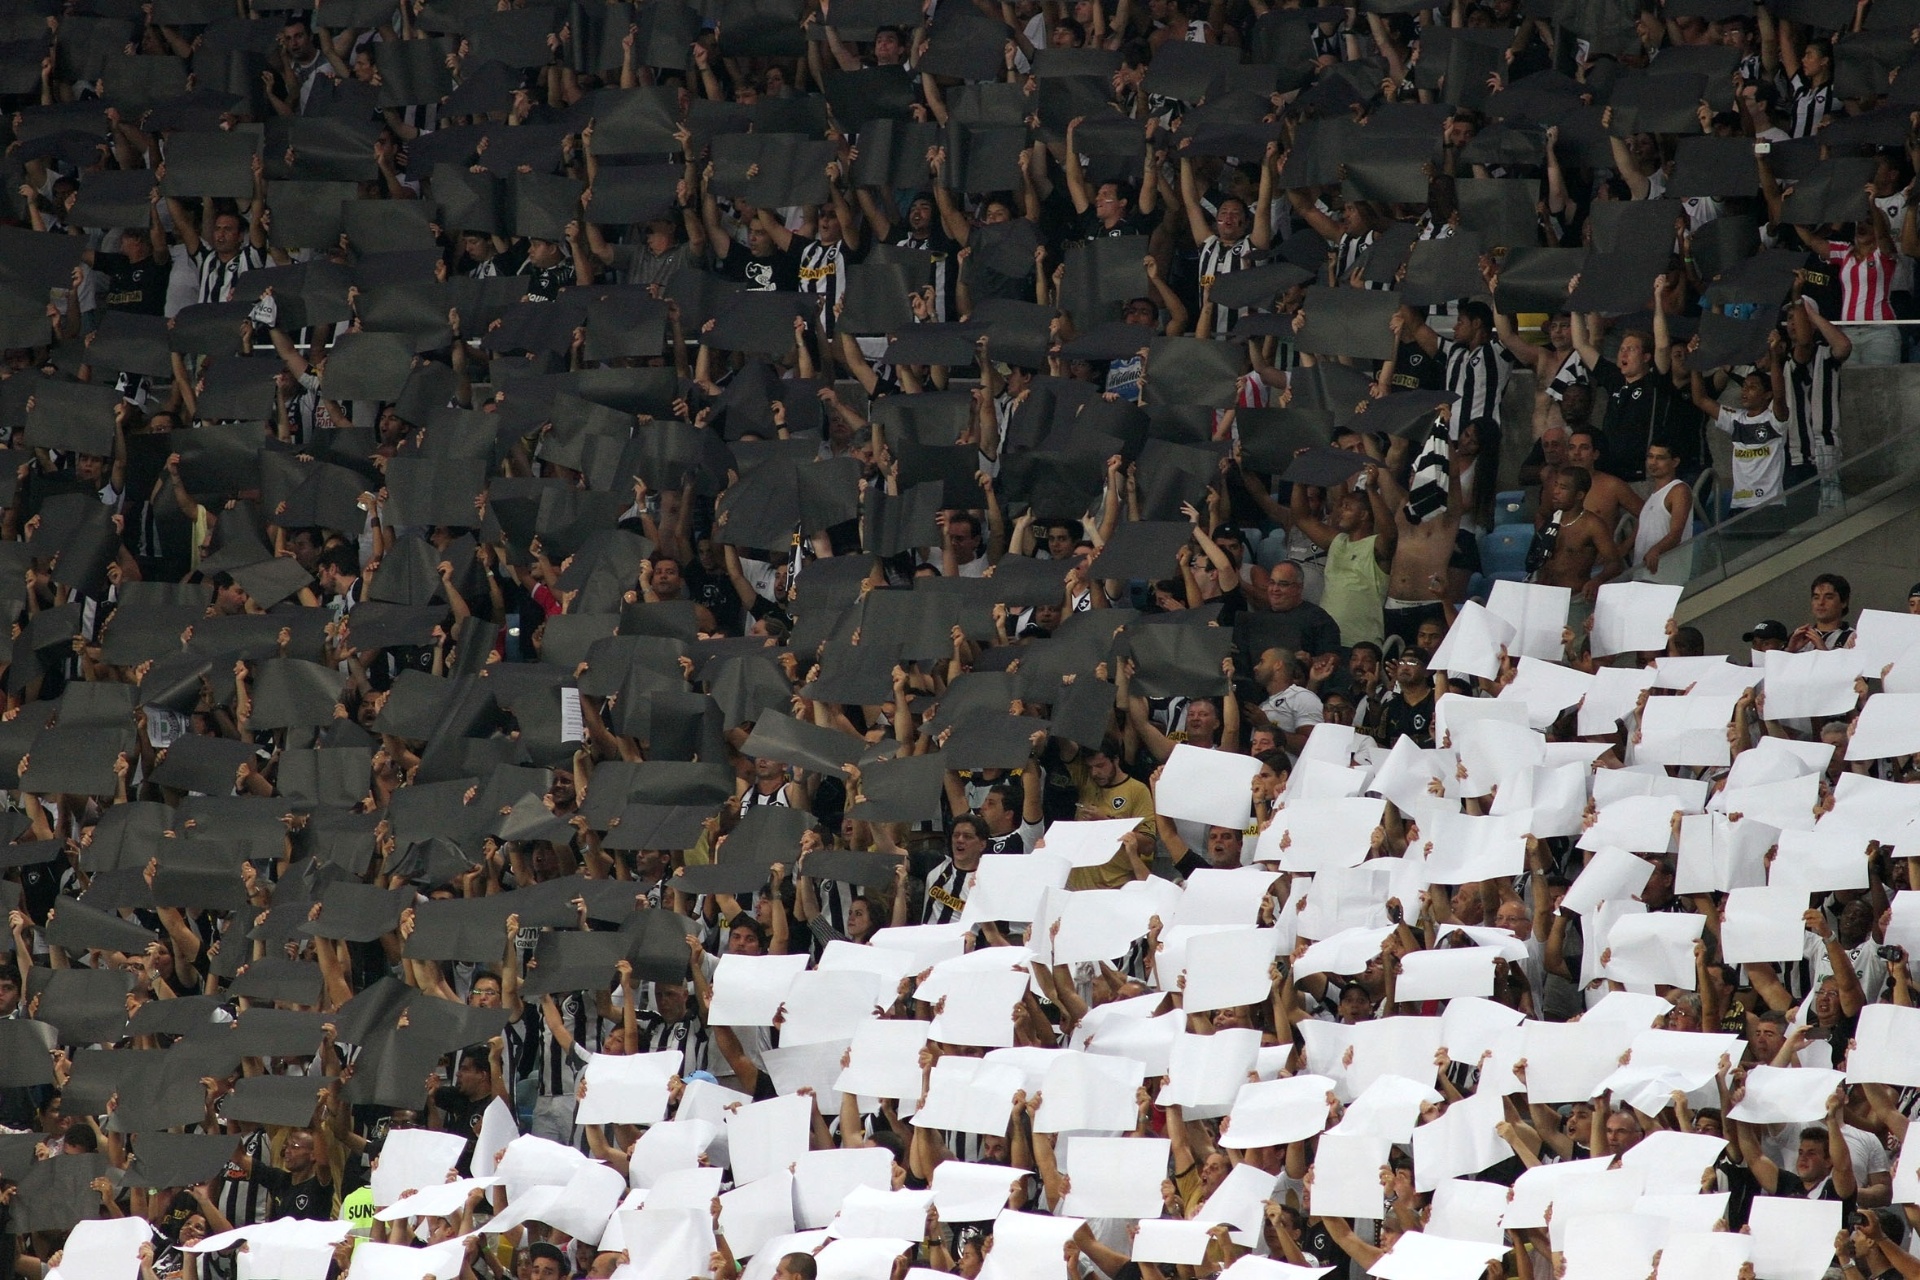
[1681,431,1920,594]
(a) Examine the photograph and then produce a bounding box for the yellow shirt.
[1064,759,1155,890]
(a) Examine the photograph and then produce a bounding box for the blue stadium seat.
[1479,525,1532,579]
[1493,489,1528,525]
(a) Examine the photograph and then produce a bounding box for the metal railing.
[1679,430,1920,595]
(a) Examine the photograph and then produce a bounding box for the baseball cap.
[1742,620,1790,643]
[1907,583,1920,599]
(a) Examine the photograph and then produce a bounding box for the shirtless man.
[1566,429,1641,533]
[1531,466,1622,602]
[1368,440,1461,647]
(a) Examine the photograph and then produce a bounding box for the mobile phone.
[1877,944,1904,961]
[1753,141,1772,155]
[1386,901,1404,925]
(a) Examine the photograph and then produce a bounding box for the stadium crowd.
[0,3,1918,1280]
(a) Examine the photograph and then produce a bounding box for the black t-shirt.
[1389,339,1448,392]
[94,252,169,316]
[522,258,576,303]
[683,561,742,634]
[1590,360,1692,481]
[433,1086,490,1171]
[250,1165,332,1220]
[1378,689,1435,748]
[715,237,801,292]
[1078,208,1155,239]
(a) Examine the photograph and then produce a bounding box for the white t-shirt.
[1715,405,1787,508]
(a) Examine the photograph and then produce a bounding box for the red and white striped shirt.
[1828,245,1896,322]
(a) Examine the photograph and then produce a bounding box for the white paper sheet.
[720,1173,798,1260]
[1197,1162,1279,1246]
[1294,925,1397,978]
[1656,1232,1751,1280]
[1482,579,1574,660]
[368,1127,470,1208]
[1177,866,1287,927]
[1652,655,1731,690]
[958,852,1070,926]
[1159,1027,1262,1108]
[1498,655,1595,729]
[927,966,1028,1048]
[1728,1065,1846,1124]
[1058,1136,1169,1218]
[1887,890,1920,955]
[375,1177,499,1222]
[1844,1003,1920,1086]
[1083,1010,1183,1077]
[914,1057,1027,1135]
[1033,1050,1145,1134]
[1033,818,1142,869]
[830,1187,935,1241]
[1255,797,1385,872]
[471,1097,518,1180]
[929,1161,1024,1221]
[740,1234,829,1280]
[1367,1231,1508,1280]
[1048,888,1156,965]
[1425,1178,1510,1244]
[974,1211,1086,1280]
[867,924,970,972]
[542,1159,629,1245]
[1452,717,1546,798]
[1308,1132,1391,1219]
[1221,1258,1332,1280]
[1762,648,1864,720]
[612,1206,714,1280]
[1521,1019,1639,1103]
[1418,808,1530,884]
[576,1049,682,1125]
[1437,995,1527,1063]
[792,1147,895,1230]
[1747,1195,1842,1280]
[1770,829,1871,894]
[1602,912,1703,989]
[816,1237,915,1280]
[1562,846,1656,917]
[56,1219,151,1280]
[726,1094,814,1185]
[1430,600,1518,680]
[1846,692,1920,760]
[1577,665,1661,735]
[1634,693,1738,768]
[1394,948,1499,1002]
[630,1120,720,1190]
[1591,581,1684,657]
[1720,885,1811,965]
[1151,744,1262,829]
[1676,812,1774,895]
[835,1019,931,1100]
[706,953,810,1027]
[1409,1089,1505,1192]
[1180,928,1280,1012]
[1632,1191,1729,1235]
[1219,1074,1336,1148]
[1578,794,1688,854]
[1130,1218,1220,1265]
[1851,608,1920,672]
[1560,1210,1667,1280]
[330,1240,465,1280]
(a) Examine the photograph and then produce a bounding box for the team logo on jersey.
[1111,797,1126,810]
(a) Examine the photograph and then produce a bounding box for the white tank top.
[1632,479,1693,568]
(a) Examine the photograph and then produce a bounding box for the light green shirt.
[1323,533,1388,647]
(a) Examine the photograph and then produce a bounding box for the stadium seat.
[1493,489,1527,525]
[1479,525,1532,580]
